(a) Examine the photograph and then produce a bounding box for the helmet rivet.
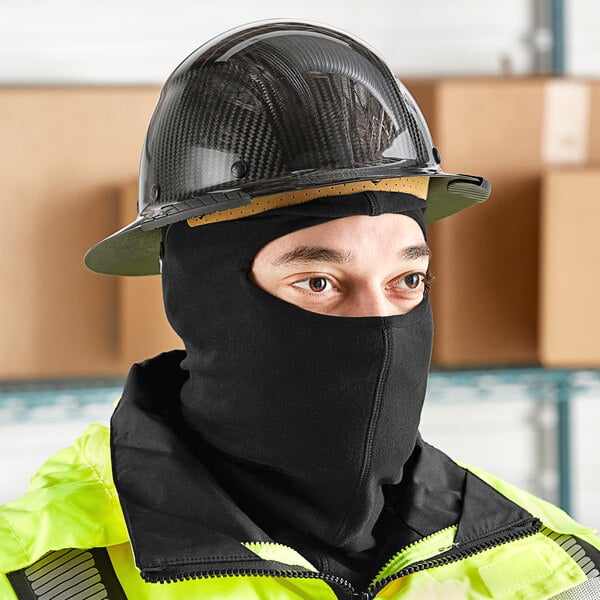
[151,184,161,201]
[432,147,442,164]
[231,161,248,178]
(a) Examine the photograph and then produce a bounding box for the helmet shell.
[85,21,490,275]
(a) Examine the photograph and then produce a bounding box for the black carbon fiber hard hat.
[85,20,491,276]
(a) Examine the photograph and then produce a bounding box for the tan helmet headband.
[187,177,430,228]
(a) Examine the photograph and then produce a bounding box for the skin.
[250,214,431,317]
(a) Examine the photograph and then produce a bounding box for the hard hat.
[85,20,490,276]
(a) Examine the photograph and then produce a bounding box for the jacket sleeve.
[0,574,18,600]
[0,424,128,576]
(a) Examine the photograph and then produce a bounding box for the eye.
[403,273,422,290]
[293,277,332,293]
[393,272,429,291]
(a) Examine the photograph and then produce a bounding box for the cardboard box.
[406,78,600,367]
[0,87,159,379]
[3,82,599,378]
[539,169,600,367]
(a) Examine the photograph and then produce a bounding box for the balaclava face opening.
[161,191,433,553]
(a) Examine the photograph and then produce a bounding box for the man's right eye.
[293,277,332,293]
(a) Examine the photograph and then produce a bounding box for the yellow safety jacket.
[0,424,599,599]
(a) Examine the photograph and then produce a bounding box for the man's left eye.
[395,273,425,290]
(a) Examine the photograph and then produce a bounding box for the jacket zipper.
[141,518,542,600]
[142,567,361,598]
[367,517,543,596]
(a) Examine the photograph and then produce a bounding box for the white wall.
[1,0,537,83]
[567,0,600,76]
[4,1,597,83]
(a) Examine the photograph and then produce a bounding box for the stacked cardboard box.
[2,81,599,379]
[0,87,160,379]
[407,79,600,367]
[539,169,600,368]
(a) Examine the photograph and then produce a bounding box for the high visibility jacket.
[1,424,599,599]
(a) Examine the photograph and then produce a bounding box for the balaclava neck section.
[162,192,433,554]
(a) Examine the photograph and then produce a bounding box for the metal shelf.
[2,368,600,513]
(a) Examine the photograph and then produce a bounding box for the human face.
[250,214,430,317]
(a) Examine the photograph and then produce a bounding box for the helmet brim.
[84,173,490,276]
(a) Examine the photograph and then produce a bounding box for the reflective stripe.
[7,548,126,600]
[549,577,600,600]
[542,527,600,579]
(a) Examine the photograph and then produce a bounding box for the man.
[1,21,598,599]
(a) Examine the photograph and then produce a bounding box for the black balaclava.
[161,191,433,554]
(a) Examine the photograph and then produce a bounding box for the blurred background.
[1,0,599,530]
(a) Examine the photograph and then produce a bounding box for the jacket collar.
[111,351,536,582]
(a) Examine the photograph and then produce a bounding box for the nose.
[342,286,398,317]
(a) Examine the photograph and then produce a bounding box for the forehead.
[256,214,428,264]
[270,213,424,246]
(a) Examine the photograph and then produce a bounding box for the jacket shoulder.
[466,463,600,551]
[0,424,128,575]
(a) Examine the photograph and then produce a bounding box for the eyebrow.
[271,243,430,266]
[399,244,431,261]
[271,245,353,266]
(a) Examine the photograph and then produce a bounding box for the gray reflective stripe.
[542,527,600,579]
[7,548,126,600]
[549,577,600,599]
